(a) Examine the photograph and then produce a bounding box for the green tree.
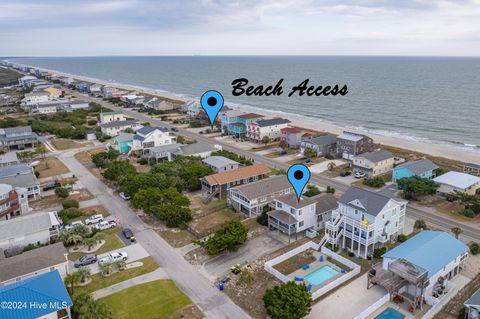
[303,185,321,197]
[263,281,312,319]
[256,206,271,226]
[63,199,79,209]
[326,186,335,194]
[469,242,480,255]
[238,268,255,285]
[35,143,47,158]
[102,160,136,182]
[55,187,70,199]
[261,136,270,145]
[451,227,463,239]
[72,293,112,319]
[397,176,439,200]
[303,147,316,159]
[194,220,248,255]
[414,219,427,231]
[64,272,80,295]
[363,177,386,188]
[82,237,97,250]
[279,140,288,150]
[77,267,91,283]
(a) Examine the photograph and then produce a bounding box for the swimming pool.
[374,307,405,319]
[304,265,338,285]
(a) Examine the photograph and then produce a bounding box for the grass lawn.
[68,228,124,261]
[75,256,158,294]
[99,280,199,319]
[35,157,70,178]
[52,138,92,150]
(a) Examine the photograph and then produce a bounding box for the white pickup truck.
[98,252,128,265]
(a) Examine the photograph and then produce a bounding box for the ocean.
[8,56,480,151]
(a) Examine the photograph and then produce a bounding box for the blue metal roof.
[383,231,468,278]
[0,270,72,319]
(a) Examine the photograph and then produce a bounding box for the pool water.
[374,307,405,319]
[304,265,338,285]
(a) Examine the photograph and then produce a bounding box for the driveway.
[70,243,149,275]
[203,232,285,279]
[310,160,346,174]
[307,273,387,319]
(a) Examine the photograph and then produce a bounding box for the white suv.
[85,214,104,225]
[95,220,116,230]
[98,252,128,265]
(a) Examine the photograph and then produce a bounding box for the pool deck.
[288,251,346,293]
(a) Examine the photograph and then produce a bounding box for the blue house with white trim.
[0,270,73,319]
[392,159,439,182]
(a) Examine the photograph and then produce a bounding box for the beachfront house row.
[0,211,62,252]
[300,134,337,157]
[63,100,90,111]
[246,118,291,143]
[352,150,395,178]
[131,126,176,153]
[201,164,271,201]
[202,156,240,173]
[87,83,103,94]
[0,242,69,285]
[433,171,480,195]
[0,126,38,151]
[22,91,51,105]
[336,131,375,160]
[266,193,338,238]
[149,142,216,162]
[325,186,407,259]
[280,127,303,148]
[226,113,264,138]
[368,231,468,313]
[100,120,143,137]
[0,184,29,221]
[18,75,38,87]
[465,289,480,319]
[464,163,480,177]
[392,159,439,182]
[0,270,73,319]
[0,164,41,199]
[228,175,293,217]
[121,94,145,106]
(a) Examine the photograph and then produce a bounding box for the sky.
[1,0,480,56]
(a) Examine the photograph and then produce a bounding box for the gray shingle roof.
[0,243,67,282]
[357,150,393,163]
[0,126,32,136]
[307,135,337,146]
[0,172,39,189]
[172,142,216,156]
[311,193,338,214]
[339,186,393,216]
[136,126,167,135]
[0,212,58,243]
[0,164,32,178]
[254,118,291,127]
[115,133,134,142]
[230,175,292,199]
[0,151,19,164]
[202,156,239,168]
[276,193,316,209]
[396,159,439,175]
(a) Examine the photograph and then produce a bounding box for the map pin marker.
[200,90,224,128]
[287,164,311,201]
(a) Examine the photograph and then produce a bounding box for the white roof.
[0,212,59,242]
[433,171,480,190]
[202,156,239,168]
[0,184,13,195]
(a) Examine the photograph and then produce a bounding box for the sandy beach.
[13,62,480,165]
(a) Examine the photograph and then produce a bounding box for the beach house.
[300,134,337,157]
[228,175,293,217]
[246,118,291,143]
[201,163,270,200]
[0,184,29,221]
[368,231,468,312]
[336,131,374,160]
[114,133,135,153]
[100,111,126,123]
[464,163,480,177]
[280,127,303,148]
[0,270,73,319]
[130,126,176,154]
[202,156,240,173]
[148,142,216,162]
[0,164,40,199]
[392,159,439,182]
[433,171,480,195]
[220,110,244,134]
[0,126,38,151]
[464,289,480,319]
[352,150,395,178]
[325,186,407,259]
[100,120,143,137]
[226,113,264,138]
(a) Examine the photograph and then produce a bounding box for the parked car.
[171,127,178,132]
[122,228,134,240]
[119,192,131,200]
[74,254,97,267]
[66,220,85,230]
[340,171,352,177]
[354,172,366,179]
[42,182,61,191]
[85,214,104,225]
[95,220,116,230]
[304,159,311,163]
[98,252,128,265]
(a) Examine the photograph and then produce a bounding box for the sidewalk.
[91,268,168,299]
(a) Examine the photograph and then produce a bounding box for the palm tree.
[64,272,80,295]
[82,237,97,250]
[35,143,47,159]
[93,232,106,244]
[77,267,91,283]
[99,263,114,277]
[114,259,126,272]
[72,293,112,319]
[451,227,463,239]
[66,234,83,249]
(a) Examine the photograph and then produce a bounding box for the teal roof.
[0,270,72,319]
[383,231,468,278]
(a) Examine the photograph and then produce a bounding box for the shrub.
[137,158,148,165]
[194,220,248,255]
[326,186,335,194]
[397,234,408,242]
[373,247,387,259]
[304,185,321,197]
[55,187,70,199]
[325,153,335,160]
[264,282,312,319]
[256,211,269,226]
[363,177,386,188]
[463,209,476,218]
[63,199,79,209]
[470,242,480,255]
[58,208,82,224]
[87,119,98,126]
[34,170,40,178]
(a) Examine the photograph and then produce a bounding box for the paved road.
[57,149,250,319]
[75,93,480,243]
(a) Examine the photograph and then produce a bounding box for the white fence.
[264,241,361,300]
[422,281,457,319]
[353,294,390,319]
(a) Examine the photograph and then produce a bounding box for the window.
[299,209,302,215]
[277,202,282,208]
[299,221,304,227]
[290,208,295,214]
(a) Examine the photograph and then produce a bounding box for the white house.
[22,91,51,105]
[325,186,407,259]
[202,156,240,173]
[100,120,143,137]
[131,126,176,153]
[433,171,480,195]
[246,118,291,143]
[100,111,126,123]
[18,75,38,87]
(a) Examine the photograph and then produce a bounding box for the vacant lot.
[29,188,94,210]
[158,229,196,248]
[35,157,70,178]
[188,208,240,238]
[100,280,202,319]
[51,138,93,150]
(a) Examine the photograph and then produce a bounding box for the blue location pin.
[200,90,224,127]
[287,164,311,201]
